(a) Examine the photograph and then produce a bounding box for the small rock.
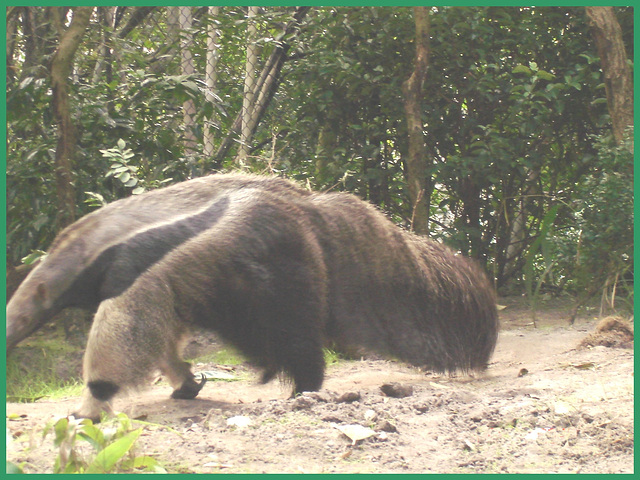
[582,413,595,424]
[306,391,332,403]
[469,411,484,423]
[293,396,315,410]
[337,391,361,403]
[380,383,414,398]
[554,401,571,415]
[376,420,398,433]
[321,415,345,423]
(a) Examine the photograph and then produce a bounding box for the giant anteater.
[6,173,498,420]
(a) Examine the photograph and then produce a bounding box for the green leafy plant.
[101,139,145,195]
[569,133,634,318]
[22,250,48,265]
[41,413,166,474]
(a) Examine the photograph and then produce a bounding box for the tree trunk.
[237,7,260,163]
[92,7,116,84]
[48,6,93,228]
[503,168,540,279]
[6,7,20,86]
[213,6,311,167]
[585,7,633,151]
[179,7,197,156]
[401,6,431,235]
[203,6,221,159]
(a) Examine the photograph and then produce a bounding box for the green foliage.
[276,7,413,210]
[6,6,634,300]
[323,348,344,366]
[560,133,633,309]
[99,138,174,196]
[7,73,59,263]
[275,6,613,269]
[21,250,47,265]
[6,338,83,403]
[520,133,633,318]
[191,346,246,366]
[6,461,25,474]
[101,138,144,194]
[41,414,166,474]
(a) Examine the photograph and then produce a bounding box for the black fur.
[88,380,120,402]
[62,195,230,307]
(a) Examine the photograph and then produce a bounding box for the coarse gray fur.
[6,173,309,351]
[71,178,498,420]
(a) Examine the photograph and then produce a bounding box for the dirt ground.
[6,297,634,474]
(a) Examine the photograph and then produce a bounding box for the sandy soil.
[6,297,634,473]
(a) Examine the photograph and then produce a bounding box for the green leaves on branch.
[101,139,144,194]
[512,62,555,81]
[93,139,175,204]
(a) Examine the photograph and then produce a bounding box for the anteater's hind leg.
[288,340,325,395]
[270,299,326,396]
[271,263,327,396]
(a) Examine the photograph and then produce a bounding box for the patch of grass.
[323,348,344,366]
[189,346,246,366]
[192,346,345,368]
[6,337,84,403]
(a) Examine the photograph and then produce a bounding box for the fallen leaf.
[334,424,376,445]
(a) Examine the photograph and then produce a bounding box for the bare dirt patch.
[6,297,634,473]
